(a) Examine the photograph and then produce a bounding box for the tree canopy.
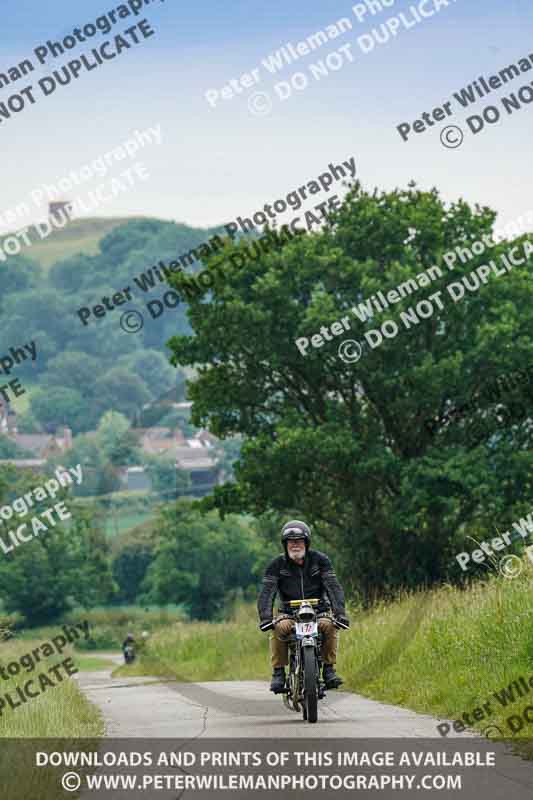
[167,182,533,600]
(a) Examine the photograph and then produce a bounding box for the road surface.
[72,656,533,799]
[77,653,452,738]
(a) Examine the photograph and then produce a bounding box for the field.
[103,508,155,538]
[71,492,158,539]
[3,216,149,270]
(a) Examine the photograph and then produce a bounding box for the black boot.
[323,663,343,689]
[270,667,286,693]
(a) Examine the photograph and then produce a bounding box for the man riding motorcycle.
[257,520,350,694]
[122,632,135,663]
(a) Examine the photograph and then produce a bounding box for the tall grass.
[127,558,533,741]
[15,606,188,651]
[340,562,533,740]
[0,639,103,738]
[0,637,103,800]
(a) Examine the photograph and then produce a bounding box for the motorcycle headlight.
[297,605,315,622]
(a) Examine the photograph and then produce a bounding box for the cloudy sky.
[1,0,532,233]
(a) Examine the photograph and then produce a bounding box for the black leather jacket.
[257,548,346,620]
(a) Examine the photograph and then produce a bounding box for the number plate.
[295,621,317,636]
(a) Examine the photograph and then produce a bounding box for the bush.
[74,626,120,650]
[141,502,261,620]
[112,541,155,604]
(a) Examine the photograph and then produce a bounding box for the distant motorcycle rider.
[122,632,135,663]
[257,520,350,694]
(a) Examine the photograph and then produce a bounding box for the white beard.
[288,550,305,561]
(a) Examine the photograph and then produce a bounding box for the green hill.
[3,215,156,270]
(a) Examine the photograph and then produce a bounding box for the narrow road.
[74,656,533,799]
[77,653,449,738]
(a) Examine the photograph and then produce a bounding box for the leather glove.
[335,613,350,629]
[259,619,274,632]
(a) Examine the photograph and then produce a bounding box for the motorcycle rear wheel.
[302,647,318,723]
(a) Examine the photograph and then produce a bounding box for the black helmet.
[281,520,311,551]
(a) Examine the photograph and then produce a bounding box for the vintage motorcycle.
[280,598,347,724]
[123,644,136,664]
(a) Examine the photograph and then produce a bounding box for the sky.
[1,0,532,234]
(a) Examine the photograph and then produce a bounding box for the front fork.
[300,641,326,700]
[315,647,326,699]
[285,639,325,708]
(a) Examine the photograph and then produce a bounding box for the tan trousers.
[270,616,338,668]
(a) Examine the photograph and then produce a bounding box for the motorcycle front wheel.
[302,647,318,723]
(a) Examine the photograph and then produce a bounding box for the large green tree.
[112,524,158,604]
[167,182,533,601]
[96,411,141,464]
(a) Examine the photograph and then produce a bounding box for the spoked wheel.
[302,647,318,723]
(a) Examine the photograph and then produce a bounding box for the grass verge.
[0,639,105,799]
[0,638,103,738]
[75,654,117,671]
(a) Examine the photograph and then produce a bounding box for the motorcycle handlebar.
[333,618,350,630]
[260,616,349,631]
